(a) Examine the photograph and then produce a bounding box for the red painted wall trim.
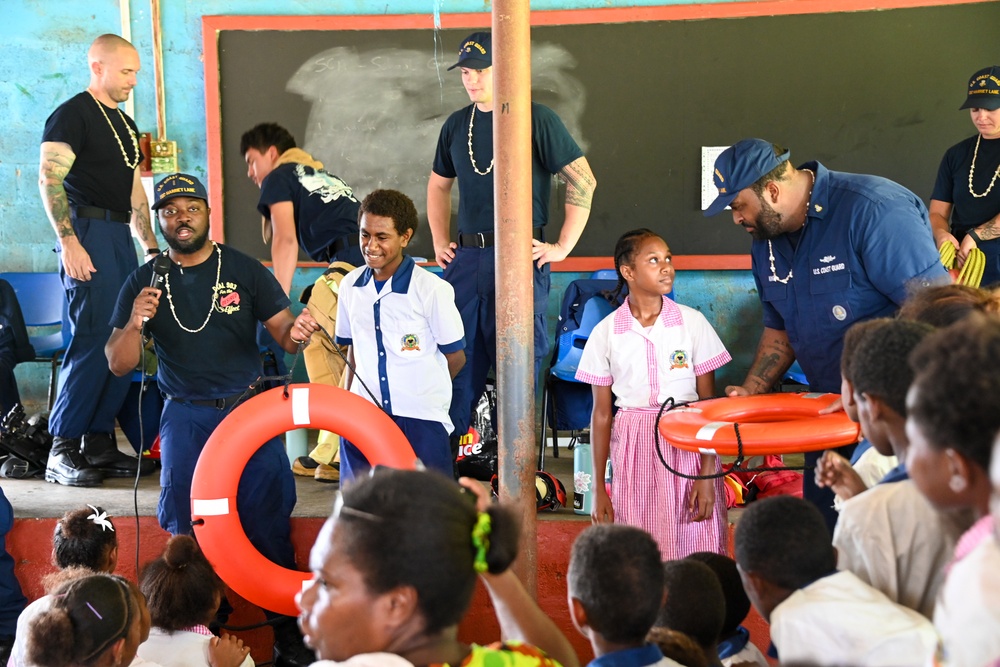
[202,0,990,257]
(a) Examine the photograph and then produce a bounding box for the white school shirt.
[138,627,253,667]
[771,570,940,667]
[934,520,1000,667]
[833,479,964,619]
[336,257,465,432]
[575,296,730,408]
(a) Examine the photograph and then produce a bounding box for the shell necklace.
[87,91,140,170]
[467,106,494,176]
[766,169,815,285]
[164,242,222,334]
[968,134,1000,198]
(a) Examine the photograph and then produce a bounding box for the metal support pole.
[492,0,537,592]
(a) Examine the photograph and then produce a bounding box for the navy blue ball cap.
[960,65,1000,111]
[152,173,208,210]
[703,139,790,217]
[448,31,491,71]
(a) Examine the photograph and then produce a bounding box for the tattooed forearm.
[744,328,795,393]
[39,143,77,240]
[132,204,155,245]
[560,157,596,210]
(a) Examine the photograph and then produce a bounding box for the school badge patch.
[669,350,689,370]
[401,334,420,352]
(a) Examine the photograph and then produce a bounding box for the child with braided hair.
[575,228,731,559]
[296,468,578,667]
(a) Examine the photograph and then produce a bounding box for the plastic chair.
[781,360,809,389]
[0,273,71,409]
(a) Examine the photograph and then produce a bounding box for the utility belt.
[164,386,260,411]
[73,206,130,224]
[457,227,544,248]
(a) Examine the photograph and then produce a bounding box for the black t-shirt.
[42,92,143,213]
[932,133,1000,233]
[432,102,584,234]
[110,245,290,400]
[257,163,361,263]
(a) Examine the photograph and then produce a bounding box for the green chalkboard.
[216,2,999,261]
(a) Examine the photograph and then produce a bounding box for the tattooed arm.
[39,141,97,281]
[532,156,597,267]
[130,165,157,253]
[725,326,795,396]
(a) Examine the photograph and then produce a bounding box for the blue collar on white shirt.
[587,643,665,667]
[352,255,416,293]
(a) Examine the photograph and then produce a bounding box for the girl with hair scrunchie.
[297,468,579,667]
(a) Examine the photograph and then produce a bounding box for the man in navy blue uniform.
[106,173,311,666]
[39,34,159,486]
[704,138,948,530]
[427,31,597,443]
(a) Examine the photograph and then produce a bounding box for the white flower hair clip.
[86,505,115,532]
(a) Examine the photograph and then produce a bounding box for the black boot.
[45,437,104,487]
[81,432,155,478]
[271,615,316,667]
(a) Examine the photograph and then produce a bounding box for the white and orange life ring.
[191,384,417,616]
[657,392,859,457]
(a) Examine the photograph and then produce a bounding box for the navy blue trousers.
[49,215,137,439]
[0,488,25,639]
[157,399,297,570]
[341,415,452,482]
[443,247,550,437]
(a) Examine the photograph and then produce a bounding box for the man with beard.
[105,173,313,667]
[40,34,159,486]
[704,138,946,530]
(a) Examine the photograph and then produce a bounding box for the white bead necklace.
[164,242,222,334]
[967,134,1000,198]
[467,106,494,176]
[766,169,815,285]
[87,91,140,170]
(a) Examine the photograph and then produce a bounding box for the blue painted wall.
[0,0,765,411]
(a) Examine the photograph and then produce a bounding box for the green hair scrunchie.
[471,512,492,574]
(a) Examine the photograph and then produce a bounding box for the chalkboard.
[213,2,999,261]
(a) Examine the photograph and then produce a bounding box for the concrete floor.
[1,431,584,521]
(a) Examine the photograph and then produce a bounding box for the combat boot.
[81,432,155,478]
[45,437,103,487]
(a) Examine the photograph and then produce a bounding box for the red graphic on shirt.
[220,292,240,308]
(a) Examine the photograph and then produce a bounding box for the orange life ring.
[191,384,417,616]
[657,392,859,456]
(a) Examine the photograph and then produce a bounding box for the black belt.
[164,387,258,410]
[73,206,130,224]
[326,234,359,259]
[457,227,544,248]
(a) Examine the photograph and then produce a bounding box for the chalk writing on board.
[285,42,588,220]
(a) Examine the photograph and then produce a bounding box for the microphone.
[143,254,171,324]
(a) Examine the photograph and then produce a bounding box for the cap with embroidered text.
[448,32,491,71]
[703,139,791,217]
[959,66,1000,111]
[152,173,208,211]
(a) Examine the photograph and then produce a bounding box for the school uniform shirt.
[138,626,254,667]
[934,519,1000,667]
[751,162,947,393]
[833,479,965,619]
[336,256,465,432]
[575,296,731,407]
[587,643,685,667]
[770,570,940,667]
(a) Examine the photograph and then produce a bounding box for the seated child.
[685,552,767,667]
[567,523,684,667]
[330,190,466,480]
[831,319,965,618]
[649,559,724,667]
[9,505,119,667]
[138,535,253,667]
[26,573,143,667]
[906,313,1000,666]
[297,468,578,667]
[734,496,939,666]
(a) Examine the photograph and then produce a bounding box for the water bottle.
[573,437,593,515]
